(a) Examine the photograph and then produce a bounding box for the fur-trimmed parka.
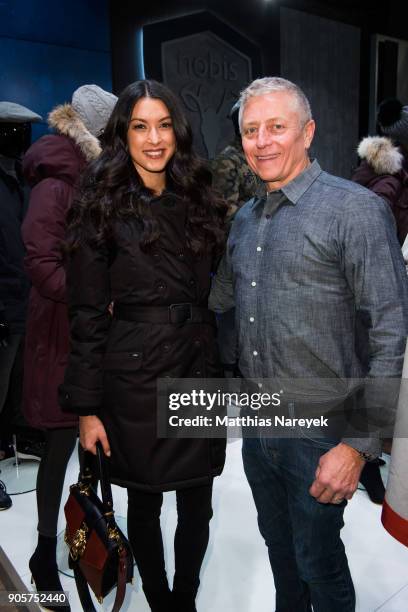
[21,104,101,429]
[352,136,408,245]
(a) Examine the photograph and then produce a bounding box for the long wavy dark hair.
[66,80,227,255]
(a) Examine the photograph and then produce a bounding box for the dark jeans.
[127,483,213,598]
[0,334,41,450]
[242,436,355,612]
[0,334,31,431]
[0,334,21,414]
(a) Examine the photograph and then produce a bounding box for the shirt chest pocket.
[260,238,304,288]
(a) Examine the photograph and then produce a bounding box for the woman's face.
[127,97,176,192]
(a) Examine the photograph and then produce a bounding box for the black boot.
[172,577,198,612]
[171,590,197,612]
[143,581,172,612]
[29,535,70,611]
[359,461,385,505]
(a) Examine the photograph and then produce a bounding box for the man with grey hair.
[210,77,408,611]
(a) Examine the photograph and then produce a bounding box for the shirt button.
[163,344,170,352]
[249,317,255,323]
[251,281,256,287]
[194,339,201,347]
[189,278,196,286]
[253,350,258,356]
[256,246,262,252]
[265,214,271,219]
[178,252,185,259]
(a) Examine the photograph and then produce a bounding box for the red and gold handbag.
[64,443,134,611]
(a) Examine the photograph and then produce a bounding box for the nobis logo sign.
[162,31,252,158]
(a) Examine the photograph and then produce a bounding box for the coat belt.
[113,303,216,326]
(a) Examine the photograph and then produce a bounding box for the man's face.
[241,91,315,191]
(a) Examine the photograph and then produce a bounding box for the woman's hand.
[79,415,111,457]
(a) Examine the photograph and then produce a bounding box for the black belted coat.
[60,193,226,492]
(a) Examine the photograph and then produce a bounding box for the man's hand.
[309,442,365,504]
[79,415,111,457]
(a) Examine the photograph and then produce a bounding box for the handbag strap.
[81,442,114,514]
[73,565,96,612]
[95,442,114,512]
[73,548,128,612]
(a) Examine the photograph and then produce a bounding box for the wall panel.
[280,7,361,178]
[0,0,111,140]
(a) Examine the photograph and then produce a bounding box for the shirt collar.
[252,159,322,209]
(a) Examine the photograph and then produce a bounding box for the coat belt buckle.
[169,303,193,324]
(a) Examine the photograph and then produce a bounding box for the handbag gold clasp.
[78,482,91,496]
[107,526,121,543]
[107,526,125,553]
[65,522,89,561]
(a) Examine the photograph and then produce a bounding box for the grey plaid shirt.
[209,160,408,454]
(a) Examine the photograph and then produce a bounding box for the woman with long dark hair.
[60,80,227,612]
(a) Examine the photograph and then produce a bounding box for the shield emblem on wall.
[162,31,252,158]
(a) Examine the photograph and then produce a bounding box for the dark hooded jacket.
[0,154,30,333]
[352,136,408,245]
[21,104,102,429]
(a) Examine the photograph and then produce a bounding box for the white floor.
[1,440,408,612]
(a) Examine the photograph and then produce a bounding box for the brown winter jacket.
[352,136,408,245]
[21,105,101,429]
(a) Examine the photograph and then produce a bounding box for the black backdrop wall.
[110,0,408,178]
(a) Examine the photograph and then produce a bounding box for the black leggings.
[127,483,213,595]
[36,428,77,537]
